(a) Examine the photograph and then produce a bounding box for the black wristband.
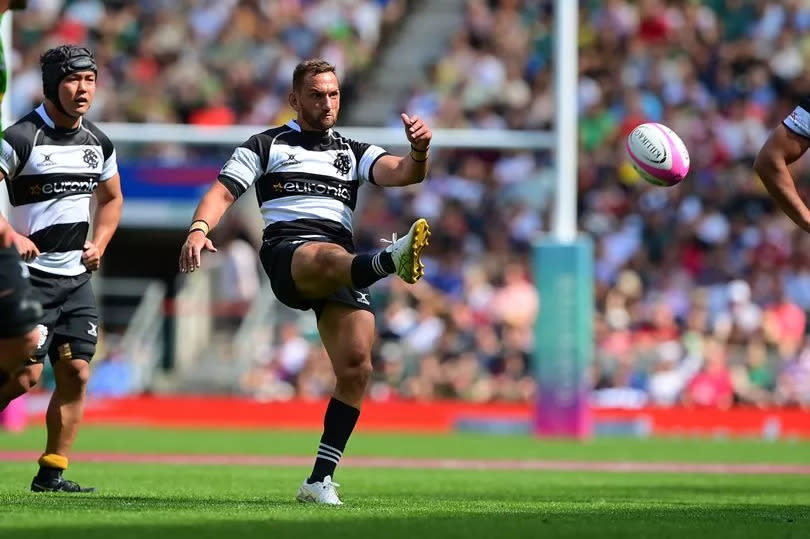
[410,144,429,153]
[409,151,429,163]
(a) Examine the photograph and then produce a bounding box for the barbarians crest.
[332,152,351,176]
[83,148,100,169]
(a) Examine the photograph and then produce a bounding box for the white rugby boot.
[381,218,431,284]
[296,476,343,505]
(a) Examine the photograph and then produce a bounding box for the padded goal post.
[532,0,592,439]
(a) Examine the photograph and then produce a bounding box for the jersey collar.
[286,119,332,138]
[35,103,83,131]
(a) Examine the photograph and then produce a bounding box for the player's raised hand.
[401,113,432,151]
[13,233,39,262]
[179,230,217,273]
[82,240,101,271]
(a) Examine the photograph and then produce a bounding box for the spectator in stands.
[17,1,810,407]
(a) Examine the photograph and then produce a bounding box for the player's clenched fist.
[13,233,39,262]
[179,230,217,273]
[81,240,101,271]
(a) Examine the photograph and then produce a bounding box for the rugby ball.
[626,123,690,187]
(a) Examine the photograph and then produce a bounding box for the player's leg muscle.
[0,326,40,372]
[317,302,375,408]
[0,362,43,410]
[291,242,354,298]
[45,355,91,456]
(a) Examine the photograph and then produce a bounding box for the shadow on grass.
[1,501,807,539]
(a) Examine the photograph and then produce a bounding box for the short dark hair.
[9,0,28,10]
[292,59,336,91]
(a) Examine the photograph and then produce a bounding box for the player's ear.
[288,90,298,111]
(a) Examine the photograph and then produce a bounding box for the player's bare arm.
[0,210,38,260]
[754,124,810,232]
[371,113,432,187]
[0,219,10,248]
[85,172,123,272]
[178,181,233,273]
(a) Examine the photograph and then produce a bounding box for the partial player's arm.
[84,172,123,271]
[754,123,810,232]
[371,113,432,187]
[179,135,266,273]
[0,214,11,248]
[178,182,235,273]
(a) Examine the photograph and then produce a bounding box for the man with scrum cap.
[0,44,123,492]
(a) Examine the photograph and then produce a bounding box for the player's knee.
[17,364,42,390]
[55,353,92,389]
[336,352,373,389]
[63,360,91,386]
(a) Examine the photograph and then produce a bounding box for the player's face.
[58,71,96,118]
[293,72,340,131]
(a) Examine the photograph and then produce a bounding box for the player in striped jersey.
[179,59,432,505]
[0,45,123,493]
[0,1,42,380]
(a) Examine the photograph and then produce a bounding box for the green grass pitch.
[1,426,809,539]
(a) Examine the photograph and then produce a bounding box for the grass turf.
[3,425,810,463]
[1,427,809,538]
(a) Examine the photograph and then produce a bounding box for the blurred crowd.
[8,0,404,124]
[246,0,810,409]
[11,1,810,408]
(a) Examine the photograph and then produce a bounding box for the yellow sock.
[38,453,68,470]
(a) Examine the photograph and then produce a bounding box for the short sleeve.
[100,148,118,181]
[346,139,388,185]
[783,99,810,139]
[0,138,20,177]
[84,123,118,181]
[218,135,266,199]
[0,126,32,179]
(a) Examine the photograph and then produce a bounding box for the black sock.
[351,251,395,288]
[36,466,62,482]
[308,397,360,483]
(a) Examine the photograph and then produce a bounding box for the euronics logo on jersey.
[272,179,352,202]
[40,177,99,195]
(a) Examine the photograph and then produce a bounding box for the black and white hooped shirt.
[0,104,118,276]
[217,119,388,241]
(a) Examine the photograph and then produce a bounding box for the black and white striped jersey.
[217,119,388,240]
[0,104,118,276]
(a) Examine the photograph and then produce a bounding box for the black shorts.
[259,236,373,319]
[29,268,98,363]
[0,247,42,339]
